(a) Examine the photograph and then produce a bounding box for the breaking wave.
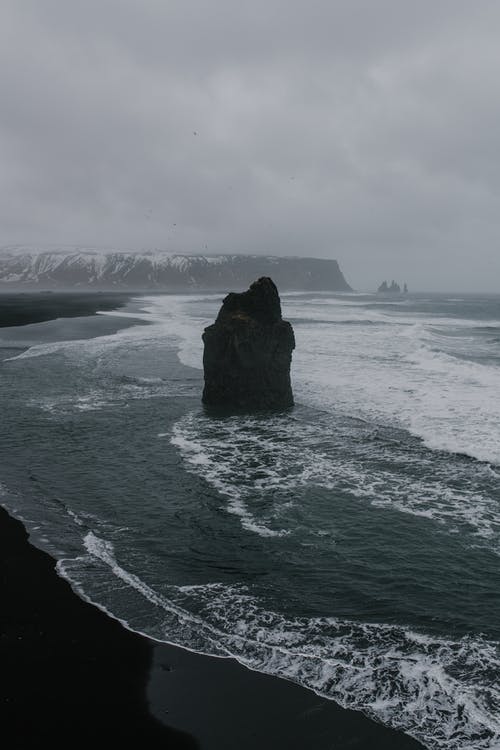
[57,531,500,750]
[170,410,500,551]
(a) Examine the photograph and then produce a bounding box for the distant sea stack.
[378,280,408,294]
[0,247,352,292]
[202,278,295,410]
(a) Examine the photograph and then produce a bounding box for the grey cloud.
[1,1,500,290]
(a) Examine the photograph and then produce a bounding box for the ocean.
[1,291,499,749]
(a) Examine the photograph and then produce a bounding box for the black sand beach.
[0,507,198,747]
[0,295,426,749]
[0,507,425,749]
[0,291,131,327]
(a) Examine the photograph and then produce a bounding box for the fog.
[1,1,500,290]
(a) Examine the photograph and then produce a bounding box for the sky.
[1,1,500,291]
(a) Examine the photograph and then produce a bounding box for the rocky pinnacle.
[202,277,295,409]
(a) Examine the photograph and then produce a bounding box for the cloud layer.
[2,1,500,290]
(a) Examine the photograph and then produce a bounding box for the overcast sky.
[1,1,500,290]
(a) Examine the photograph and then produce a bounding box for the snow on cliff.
[0,246,351,292]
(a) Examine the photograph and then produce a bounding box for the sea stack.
[202,277,295,410]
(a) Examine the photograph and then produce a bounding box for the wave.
[5,479,497,750]
[291,312,500,465]
[30,377,195,416]
[2,293,212,365]
[169,419,289,538]
[13,289,499,467]
[170,411,500,551]
[57,530,500,750]
[143,293,500,467]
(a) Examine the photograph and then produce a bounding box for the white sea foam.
[10,291,500,468]
[168,426,289,537]
[7,296,207,415]
[286,299,500,466]
[124,292,500,466]
[57,531,500,750]
[29,376,193,416]
[5,320,158,362]
[170,411,500,550]
[4,293,210,364]
[15,292,500,537]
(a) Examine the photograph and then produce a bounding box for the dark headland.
[0,294,424,749]
[0,250,352,292]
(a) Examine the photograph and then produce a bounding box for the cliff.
[0,247,351,292]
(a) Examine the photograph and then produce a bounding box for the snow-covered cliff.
[0,247,351,292]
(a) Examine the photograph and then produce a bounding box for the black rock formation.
[202,277,295,410]
[378,279,401,294]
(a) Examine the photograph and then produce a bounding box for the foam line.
[57,531,500,750]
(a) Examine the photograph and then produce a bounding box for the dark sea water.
[1,292,499,749]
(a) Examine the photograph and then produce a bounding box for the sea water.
[1,291,499,749]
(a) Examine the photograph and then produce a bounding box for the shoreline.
[0,505,197,746]
[0,291,133,328]
[0,505,425,749]
[0,292,150,358]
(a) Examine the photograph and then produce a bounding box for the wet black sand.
[0,291,131,327]
[0,507,198,747]
[149,641,427,749]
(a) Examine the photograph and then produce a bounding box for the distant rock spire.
[378,279,402,294]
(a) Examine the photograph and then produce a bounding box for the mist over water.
[1,291,499,750]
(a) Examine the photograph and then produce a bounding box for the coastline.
[0,294,426,749]
[1,505,426,749]
[0,506,197,746]
[0,292,148,358]
[0,291,132,327]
